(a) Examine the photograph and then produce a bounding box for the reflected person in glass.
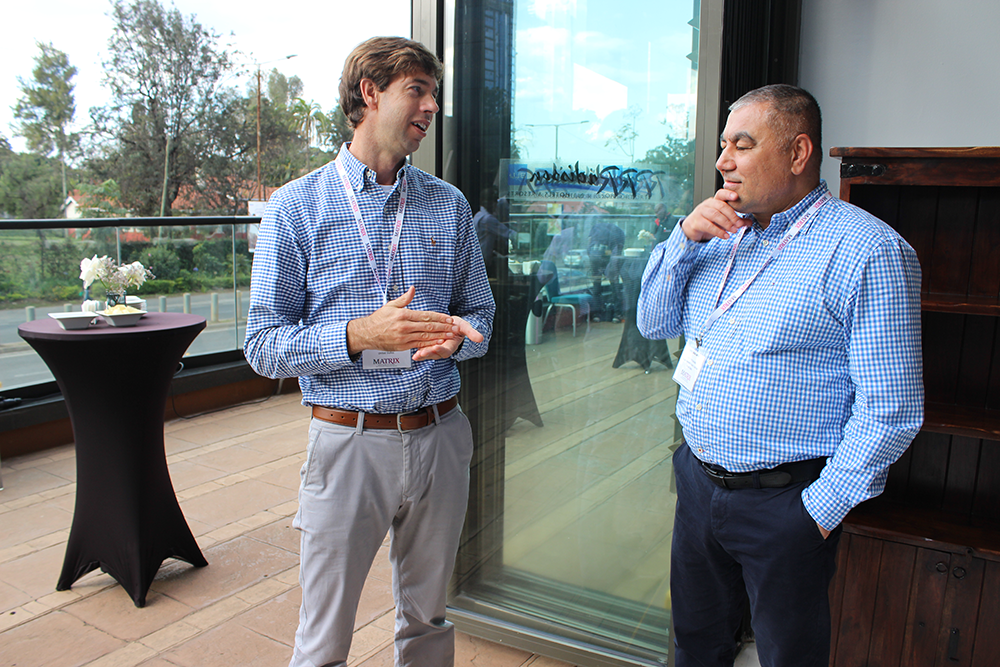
[244,37,495,667]
[637,84,923,666]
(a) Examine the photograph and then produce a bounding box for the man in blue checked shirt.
[244,37,494,667]
[637,85,923,667]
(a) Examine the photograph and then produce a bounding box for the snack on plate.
[104,304,143,315]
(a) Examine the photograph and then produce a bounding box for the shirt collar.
[755,180,831,236]
[336,143,408,193]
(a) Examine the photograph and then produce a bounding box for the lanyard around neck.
[697,191,833,346]
[335,158,408,305]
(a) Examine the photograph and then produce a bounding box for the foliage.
[12,42,80,200]
[291,98,323,172]
[0,152,65,219]
[137,243,183,280]
[74,179,130,218]
[316,105,353,153]
[88,0,235,216]
[265,69,303,110]
[640,135,696,214]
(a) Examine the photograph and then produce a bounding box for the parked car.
[563,249,587,270]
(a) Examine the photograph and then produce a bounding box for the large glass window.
[442,0,702,663]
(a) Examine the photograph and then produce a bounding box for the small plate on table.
[49,312,98,330]
[98,310,147,327]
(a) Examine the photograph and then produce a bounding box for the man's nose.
[716,147,734,172]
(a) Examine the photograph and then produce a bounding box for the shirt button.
[707,359,714,366]
[762,240,771,247]
[696,404,703,411]
[697,447,704,454]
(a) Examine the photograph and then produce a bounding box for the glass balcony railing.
[0,217,258,392]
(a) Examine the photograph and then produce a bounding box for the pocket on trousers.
[794,490,828,546]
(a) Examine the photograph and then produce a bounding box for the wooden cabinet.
[828,147,1000,666]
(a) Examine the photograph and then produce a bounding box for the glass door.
[441,1,703,663]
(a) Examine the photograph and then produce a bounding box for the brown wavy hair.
[339,37,443,128]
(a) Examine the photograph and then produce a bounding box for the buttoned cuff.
[801,478,854,531]
[321,320,353,367]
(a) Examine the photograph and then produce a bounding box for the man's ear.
[790,133,814,176]
[359,78,380,111]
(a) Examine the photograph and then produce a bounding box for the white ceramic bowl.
[125,295,147,311]
[98,310,147,327]
[49,312,98,330]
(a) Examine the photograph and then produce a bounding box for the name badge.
[673,341,706,391]
[362,349,412,370]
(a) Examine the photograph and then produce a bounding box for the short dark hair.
[339,37,443,128]
[731,84,822,170]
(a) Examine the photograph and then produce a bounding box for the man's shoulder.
[263,162,344,222]
[823,197,912,250]
[406,165,467,204]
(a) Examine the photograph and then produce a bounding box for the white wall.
[799,0,1000,187]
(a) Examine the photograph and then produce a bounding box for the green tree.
[75,179,129,218]
[89,0,234,216]
[265,69,303,111]
[12,42,80,200]
[0,152,64,219]
[640,135,695,213]
[291,97,323,172]
[316,105,353,154]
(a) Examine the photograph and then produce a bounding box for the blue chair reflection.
[537,260,595,337]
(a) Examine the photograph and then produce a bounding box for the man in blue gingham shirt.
[638,85,922,667]
[245,38,494,667]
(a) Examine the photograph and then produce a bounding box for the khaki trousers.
[289,405,473,667]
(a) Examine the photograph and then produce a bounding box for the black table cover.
[18,312,208,607]
[610,255,673,372]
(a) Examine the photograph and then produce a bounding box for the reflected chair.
[537,260,595,337]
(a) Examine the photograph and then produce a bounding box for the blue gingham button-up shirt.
[637,182,923,529]
[244,146,495,413]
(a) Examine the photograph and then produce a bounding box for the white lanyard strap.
[336,157,408,305]
[698,191,833,345]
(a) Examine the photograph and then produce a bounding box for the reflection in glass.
[449,0,698,663]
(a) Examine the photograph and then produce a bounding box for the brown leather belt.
[311,396,458,431]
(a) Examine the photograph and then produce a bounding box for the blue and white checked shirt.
[244,146,495,413]
[637,182,923,529]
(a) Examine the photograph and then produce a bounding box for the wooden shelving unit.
[828,147,1000,667]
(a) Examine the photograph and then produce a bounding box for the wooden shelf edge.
[922,296,1000,316]
[843,498,1000,562]
[831,146,1000,159]
[923,403,1000,441]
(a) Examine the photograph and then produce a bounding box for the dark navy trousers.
[671,445,842,667]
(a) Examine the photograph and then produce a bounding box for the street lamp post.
[255,54,297,201]
[525,120,590,163]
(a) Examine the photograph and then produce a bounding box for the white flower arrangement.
[79,255,154,294]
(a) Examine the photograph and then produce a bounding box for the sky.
[1,0,700,170]
[512,0,698,165]
[0,0,411,153]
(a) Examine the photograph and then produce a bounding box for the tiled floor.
[0,393,577,667]
[0,319,762,667]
